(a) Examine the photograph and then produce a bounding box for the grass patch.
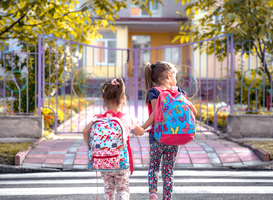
[243,140,273,160]
[0,142,32,165]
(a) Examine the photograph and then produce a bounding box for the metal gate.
[38,34,139,133]
[36,34,235,133]
[7,34,272,134]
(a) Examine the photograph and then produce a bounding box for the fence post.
[134,49,139,118]
[230,35,235,114]
[38,34,42,116]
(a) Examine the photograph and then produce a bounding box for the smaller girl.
[141,61,197,200]
[83,78,144,200]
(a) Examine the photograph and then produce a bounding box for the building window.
[132,35,151,63]
[130,0,161,17]
[164,47,180,65]
[97,31,116,65]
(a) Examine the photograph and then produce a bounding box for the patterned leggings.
[148,140,179,200]
[101,168,130,200]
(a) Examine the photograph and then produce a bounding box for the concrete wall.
[0,116,44,138]
[227,114,273,138]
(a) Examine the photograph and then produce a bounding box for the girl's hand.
[132,125,145,136]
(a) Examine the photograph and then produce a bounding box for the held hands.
[132,125,145,136]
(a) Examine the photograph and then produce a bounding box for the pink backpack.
[149,86,195,145]
[88,110,134,175]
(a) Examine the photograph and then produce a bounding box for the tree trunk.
[261,52,272,85]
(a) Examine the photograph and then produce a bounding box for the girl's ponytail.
[144,62,153,103]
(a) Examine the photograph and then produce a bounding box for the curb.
[200,122,271,162]
[14,138,45,166]
[230,160,273,170]
[0,164,61,173]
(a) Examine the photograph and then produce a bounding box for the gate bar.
[134,49,139,118]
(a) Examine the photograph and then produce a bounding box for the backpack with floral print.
[153,86,195,145]
[88,111,133,173]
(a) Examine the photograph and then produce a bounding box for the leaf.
[228,13,234,20]
[110,25,115,33]
[186,9,191,16]
[180,36,185,44]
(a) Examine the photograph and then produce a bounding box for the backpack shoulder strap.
[153,87,163,92]
[94,114,104,118]
[170,86,179,92]
[95,110,126,119]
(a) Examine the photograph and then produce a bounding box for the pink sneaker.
[149,193,158,200]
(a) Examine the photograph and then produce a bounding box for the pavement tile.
[22,163,43,168]
[75,154,88,159]
[239,156,261,162]
[236,152,256,157]
[67,147,78,153]
[76,152,88,154]
[189,153,208,158]
[212,163,223,167]
[231,147,249,151]
[142,154,150,158]
[188,151,206,154]
[42,164,62,168]
[73,165,88,169]
[213,147,232,151]
[73,159,89,165]
[21,123,267,171]
[191,158,211,164]
[65,154,76,159]
[133,159,142,164]
[223,163,243,166]
[143,158,150,163]
[44,158,65,164]
[26,153,47,159]
[133,164,143,168]
[77,147,88,152]
[63,164,73,170]
[193,164,213,168]
[177,153,189,158]
[243,160,263,165]
[23,158,45,163]
[175,164,193,167]
[209,157,222,164]
[46,154,66,159]
[219,156,241,163]
[176,158,191,164]
[132,154,141,158]
[48,151,67,154]
[217,153,237,157]
[63,159,74,165]
[207,153,219,158]
[30,148,50,152]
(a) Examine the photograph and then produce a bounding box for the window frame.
[130,1,162,17]
[97,38,116,66]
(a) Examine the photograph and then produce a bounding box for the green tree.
[0,0,162,114]
[0,0,162,43]
[174,0,273,83]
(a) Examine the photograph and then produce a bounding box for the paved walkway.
[22,128,264,170]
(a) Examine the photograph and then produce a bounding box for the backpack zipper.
[92,154,119,159]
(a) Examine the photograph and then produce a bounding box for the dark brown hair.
[102,77,126,108]
[144,61,176,103]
